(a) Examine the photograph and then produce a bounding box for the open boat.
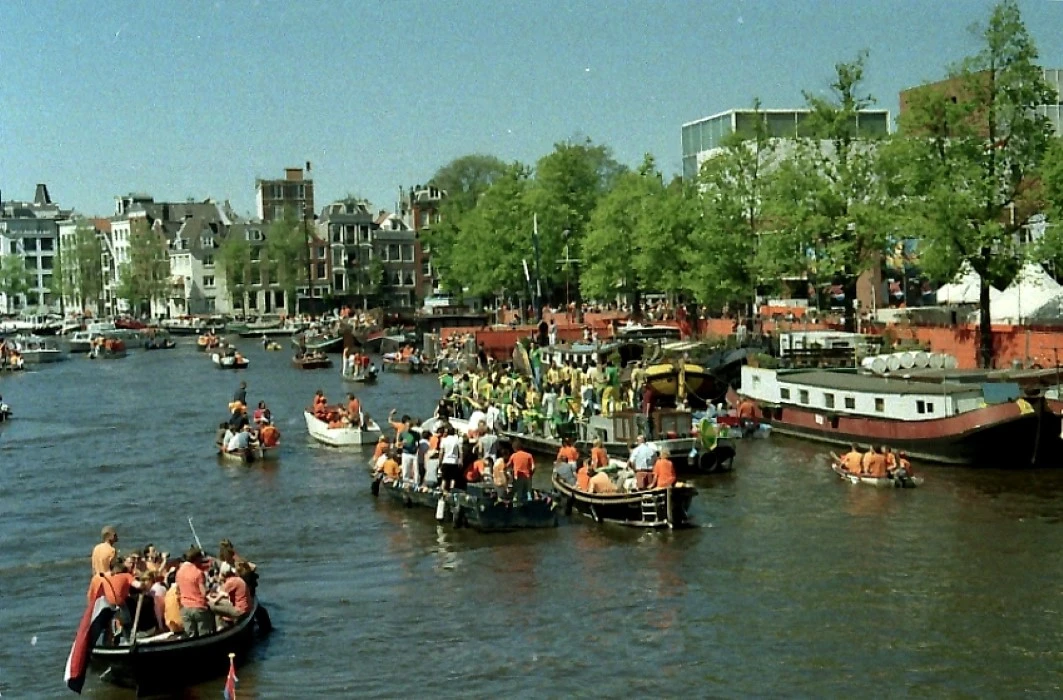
[372,477,558,530]
[218,445,279,464]
[382,357,422,373]
[829,453,923,488]
[304,411,382,446]
[292,354,333,370]
[197,334,222,351]
[342,365,378,383]
[88,339,128,359]
[212,351,249,369]
[551,468,697,528]
[90,600,268,693]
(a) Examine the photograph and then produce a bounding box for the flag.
[64,583,114,694]
[223,654,238,700]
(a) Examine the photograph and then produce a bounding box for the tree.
[0,255,32,312]
[265,207,308,313]
[63,221,104,314]
[429,154,508,215]
[687,103,778,312]
[217,232,252,313]
[898,0,1055,367]
[116,219,170,315]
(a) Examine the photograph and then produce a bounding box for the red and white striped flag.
[64,583,114,693]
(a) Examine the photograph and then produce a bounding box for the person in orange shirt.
[590,438,609,469]
[377,451,401,480]
[465,458,485,484]
[260,423,280,447]
[508,439,536,502]
[372,436,390,461]
[89,562,137,637]
[840,444,863,474]
[737,398,757,420]
[556,438,579,464]
[882,446,898,474]
[864,446,888,478]
[650,448,677,489]
[897,451,914,477]
[576,458,591,491]
[346,394,362,427]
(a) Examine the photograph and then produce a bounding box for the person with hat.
[92,526,118,576]
[176,546,214,637]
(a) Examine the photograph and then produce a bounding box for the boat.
[68,330,106,353]
[263,341,282,351]
[218,444,279,464]
[9,334,65,363]
[90,599,268,693]
[197,334,222,351]
[304,411,382,447]
[551,468,697,528]
[644,360,722,405]
[0,313,63,335]
[382,356,423,373]
[211,350,249,369]
[739,366,1063,466]
[0,399,11,422]
[293,331,344,354]
[159,317,208,335]
[88,338,128,359]
[371,477,559,531]
[143,334,176,350]
[342,365,378,383]
[829,454,923,488]
[236,317,307,338]
[501,408,697,467]
[292,353,333,370]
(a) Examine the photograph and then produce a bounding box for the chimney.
[34,184,51,205]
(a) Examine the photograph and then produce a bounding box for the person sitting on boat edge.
[209,568,251,628]
[176,546,214,638]
[896,451,914,477]
[840,443,863,474]
[882,446,898,475]
[650,448,677,489]
[591,438,609,471]
[226,424,252,455]
[346,393,362,429]
[253,400,272,426]
[214,422,229,452]
[372,435,391,463]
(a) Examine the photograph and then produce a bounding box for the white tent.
[935,262,1002,305]
[990,263,1063,323]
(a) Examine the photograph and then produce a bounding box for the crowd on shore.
[87,526,257,641]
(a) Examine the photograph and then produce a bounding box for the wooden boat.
[644,361,720,403]
[551,469,697,528]
[292,354,333,370]
[196,334,222,351]
[342,366,378,383]
[304,411,382,447]
[382,357,422,373]
[218,444,279,464]
[372,477,559,531]
[211,352,249,369]
[91,600,268,693]
[829,453,923,488]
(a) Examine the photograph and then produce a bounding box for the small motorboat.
[0,400,11,422]
[88,338,128,359]
[551,467,697,528]
[212,351,249,370]
[9,334,65,363]
[292,353,333,370]
[197,334,222,351]
[218,444,279,464]
[829,454,923,488]
[304,411,382,447]
[342,365,378,383]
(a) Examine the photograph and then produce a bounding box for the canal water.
[1,339,1062,698]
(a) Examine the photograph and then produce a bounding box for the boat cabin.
[741,366,1004,421]
[586,409,693,444]
[541,340,646,370]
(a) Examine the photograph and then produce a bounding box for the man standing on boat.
[176,547,214,637]
[509,438,536,502]
[629,436,657,490]
[233,381,247,407]
[92,526,119,577]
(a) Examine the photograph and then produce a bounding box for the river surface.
[2,338,1063,698]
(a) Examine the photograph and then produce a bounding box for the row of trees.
[423,0,1060,367]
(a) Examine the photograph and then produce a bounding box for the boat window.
[926,402,934,413]
[752,375,760,387]
[799,390,809,404]
[875,398,885,412]
[780,388,790,400]
[824,393,835,409]
[916,400,925,414]
[844,396,855,409]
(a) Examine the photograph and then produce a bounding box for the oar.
[187,517,204,552]
[127,591,144,647]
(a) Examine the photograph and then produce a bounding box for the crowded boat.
[831,444,923,488]
[215,383,281,463]
[304,388,382,446]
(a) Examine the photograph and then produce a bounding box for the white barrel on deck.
[862,356,888,375]
[942,354,958,369]
[885,354,901,372]
[898,351,916,369]
[912,351,930,369]
[928,353,945,369]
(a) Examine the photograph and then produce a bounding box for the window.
[334,274,345,291]
[824,393,835,409]
[780,388,791,400]
[40,256,53,270]
[40,238,54,251]
[844,396,855,410]
[25,238,38,251]
[799,390,809,404]
[316,263,326,279]
[402,244,414,262]
[203,255,214,267]
[916,400,926,414]
[404,271,415,286]
[250,247,260,261]
[248,294,258,310]
[875,398,885,412]
[926,402,935,413]
[752,375,761,387]
[205,297,216,312]
[203,276,215,288]
[388,244,400,261]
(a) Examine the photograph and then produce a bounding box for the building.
[398,184,447,300]
[167,214,227,316]
[899,68,1063,136]
[0,184,66,312]
[56,215,113,314]
[681,108,891,181]
[318,199,377,304]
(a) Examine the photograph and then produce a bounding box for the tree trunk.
[979,276,993,369]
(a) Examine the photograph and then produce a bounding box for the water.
[2,339,1063,698]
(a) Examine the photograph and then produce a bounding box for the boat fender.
[698,451,717,473]
[435,497,447,521]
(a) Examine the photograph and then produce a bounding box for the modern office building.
[681,108,891,180]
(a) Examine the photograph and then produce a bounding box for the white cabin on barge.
[740,366,993,421]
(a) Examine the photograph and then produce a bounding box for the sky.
[1,0,1062,219]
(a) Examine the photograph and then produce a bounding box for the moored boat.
[304,411,382,446]
[371,477,559,530]
[159,317,208,335]
[292,353,333,370]
[551,468,697,528]
[293,331,344,354]
[9,334,65,363]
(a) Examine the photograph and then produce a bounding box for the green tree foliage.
[116,219,170,314]
[218,231,252,312]
[0,254,33,311]
[265,207,309,313]
[63,222,105,314]
[898,0,1055,366]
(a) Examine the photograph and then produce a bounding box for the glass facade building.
[682,108,891,180]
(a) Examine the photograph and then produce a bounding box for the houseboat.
[739,366,1063,466]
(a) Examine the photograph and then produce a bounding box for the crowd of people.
[0,338,24,370]
[341,348,375,378]
[215,382,281,456]
[310,388,368,429]
[837,444,915,479]
[552,434,678,494]
[87,526,257,641]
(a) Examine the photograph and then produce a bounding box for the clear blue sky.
[1,0,1061,219]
